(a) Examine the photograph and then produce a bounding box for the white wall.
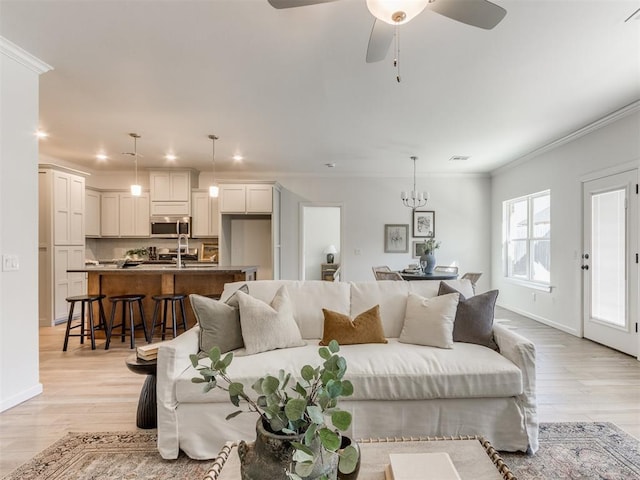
[491,108,640,336]
[0,39,50,411]
[279,174,492,289]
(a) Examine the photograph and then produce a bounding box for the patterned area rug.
[501,422,640,479]
[3,423,640,479]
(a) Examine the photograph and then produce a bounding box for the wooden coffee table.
[202,436,516,480]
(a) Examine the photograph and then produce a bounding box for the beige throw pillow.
[236,286,305,355]
[399,292,460,349]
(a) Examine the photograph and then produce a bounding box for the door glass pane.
[591,189,626,327]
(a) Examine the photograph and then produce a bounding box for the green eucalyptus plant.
[422,238,441,254]
[190,340,359,480]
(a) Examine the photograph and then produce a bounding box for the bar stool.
[105,294,149,350]
[150,294,188,341]
[63,294,107,351]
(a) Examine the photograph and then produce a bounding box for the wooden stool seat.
[63,294,107,351]
[150,294,188,341]
[106,294,148,350]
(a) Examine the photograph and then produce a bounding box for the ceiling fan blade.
[268,0,339,8]
[366,19,394,63]
[428,0,506,30]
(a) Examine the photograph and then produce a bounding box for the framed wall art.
[384,224,409,253]
[412,241,428,258]
[413,210,435,238]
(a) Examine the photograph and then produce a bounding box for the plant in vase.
[190,340,359,480]
[125,247,148,260]
[420,238,441,274]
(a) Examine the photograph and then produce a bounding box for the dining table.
[399,270,458,281]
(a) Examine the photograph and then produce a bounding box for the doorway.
[299,204,343,280]
[582,169,638,357]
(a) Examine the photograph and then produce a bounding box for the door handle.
[581,265,589,270]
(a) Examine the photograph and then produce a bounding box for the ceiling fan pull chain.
[394,24,401,83]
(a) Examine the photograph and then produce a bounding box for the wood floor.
[1,307,639,477]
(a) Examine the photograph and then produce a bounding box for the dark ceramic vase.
[420,252,436,274]
[238,418,338,480]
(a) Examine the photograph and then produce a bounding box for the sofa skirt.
[165,397,534,460]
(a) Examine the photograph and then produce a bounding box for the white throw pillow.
[399,292,460,349]
[236,286,305,355]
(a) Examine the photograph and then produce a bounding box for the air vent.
[449,156,470,161]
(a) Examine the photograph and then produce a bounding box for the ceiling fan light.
[366,0,428,25]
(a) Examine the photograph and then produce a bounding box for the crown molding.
[0,36,53,74]
[492,99,640,176]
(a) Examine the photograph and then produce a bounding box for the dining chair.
[461,272,482,293]
[372,266,403,281]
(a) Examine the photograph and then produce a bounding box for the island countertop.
[70,264,257,335]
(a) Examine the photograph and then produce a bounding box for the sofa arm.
[493,323,538,453]
[157,326,200,459]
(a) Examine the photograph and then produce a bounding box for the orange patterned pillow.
[319,305,388,346]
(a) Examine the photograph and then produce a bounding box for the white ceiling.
[1,0,639,177]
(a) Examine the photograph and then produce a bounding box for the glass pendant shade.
[366,0,429,25]
[208,134,219,198]
[131,184,142,196]
[209,185,219,198]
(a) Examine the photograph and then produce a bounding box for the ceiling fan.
[267,0,507,64]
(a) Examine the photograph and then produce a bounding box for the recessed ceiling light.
[165,153,178,161]
[35,130,48,139]
[96,153,108,160]
[449,156,470,161]
[232,154,244,161]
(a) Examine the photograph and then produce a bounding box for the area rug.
[3,423,640,479]
[500,422,640,479]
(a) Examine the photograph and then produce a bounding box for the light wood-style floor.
[1,307,639,477]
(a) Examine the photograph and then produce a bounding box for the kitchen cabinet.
[149,169,198,216]
[219,184,273,214]
[219,183,281,280]
[192,190,219,237]
[101,191,150,237]
[85,188,101,237]
[38,164,87,326]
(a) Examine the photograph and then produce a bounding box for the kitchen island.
[68,264,257,336]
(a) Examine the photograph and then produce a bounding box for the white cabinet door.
[150,171,172,201]
[53,171,85,245]
[85,189,101,237]
[150,171,190,202]
[170,171,190,201]
[219,185,246,213]
[192,191,220,237]
[246,185,273,213]
[134,194,150,236]
[69,174,85,244]
[117,193,150,237]
[101,192,120,236]
[54,246,85,323]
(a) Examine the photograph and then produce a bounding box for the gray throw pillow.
[437,282,499,351]
[190,284,249,354]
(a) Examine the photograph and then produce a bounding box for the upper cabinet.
[101,191,150,237]
[149,169,198,216]
[219,184,273,214]
[192,190,219,238]
[85,189,101,237]
[39,166,85,246]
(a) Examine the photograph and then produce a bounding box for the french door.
[582,170,638,357]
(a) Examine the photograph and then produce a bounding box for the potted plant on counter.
[125,248,148,260]
[190,340,359,480]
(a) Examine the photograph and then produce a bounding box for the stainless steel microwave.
[150,216,191,238]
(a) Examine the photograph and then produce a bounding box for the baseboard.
[0,383,43,412]
[497,303,582,337]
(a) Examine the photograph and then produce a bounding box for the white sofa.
[157,279,538,460]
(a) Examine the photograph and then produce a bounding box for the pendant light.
[122,133,142,196]
[401,156,428,209]
[208,134,219,198]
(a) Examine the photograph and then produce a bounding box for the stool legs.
[105,296,147,350]
[150,296,188,342]
[63,295,107,351]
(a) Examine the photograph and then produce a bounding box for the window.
[503,190,550,287]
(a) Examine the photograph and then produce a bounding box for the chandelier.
[208,134,219,198]
[401,155,428,209]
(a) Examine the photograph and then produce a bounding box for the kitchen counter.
[69,265,257,337]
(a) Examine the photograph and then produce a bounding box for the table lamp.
[324,245,337,264]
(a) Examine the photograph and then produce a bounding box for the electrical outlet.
[2,254,19,271]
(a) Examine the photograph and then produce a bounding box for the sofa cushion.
[320,305,387,346]
[236,286,305,355]
[438,282,499,351]
[176,339,523,404]
[190,285,249,354]
[349,281,411,337]
[221,280,351,339]
[399,292,459,349]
